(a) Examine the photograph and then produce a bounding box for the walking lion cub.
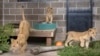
[65,28,97,48]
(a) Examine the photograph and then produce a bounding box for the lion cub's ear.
[89,28,96,31]
[46,7,53,9]
[88,28,92,32]
[93,28,96,30]
[50,7,53,10]
[46,7,49,9]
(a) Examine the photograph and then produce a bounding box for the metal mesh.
[66,0,93,32]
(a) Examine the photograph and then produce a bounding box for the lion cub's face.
[10,39,20,52]
[46,7,53,14]
[89,28,97,39]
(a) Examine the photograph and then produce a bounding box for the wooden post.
[46,37,52,46]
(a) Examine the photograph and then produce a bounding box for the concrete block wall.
[93,0,100,40]
[0,0,2,25]
[2,0,100,41]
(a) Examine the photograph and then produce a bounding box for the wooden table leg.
[46,37,52,46]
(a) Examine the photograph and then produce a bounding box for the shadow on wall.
[0,0,2,25]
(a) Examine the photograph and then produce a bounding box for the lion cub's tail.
[22,6,26,21]
[18,7,25,34]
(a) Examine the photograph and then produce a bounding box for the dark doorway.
[66,0,94,32]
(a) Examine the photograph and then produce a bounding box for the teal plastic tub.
[33,23,56,30]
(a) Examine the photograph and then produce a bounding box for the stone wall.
[2,0,100,41]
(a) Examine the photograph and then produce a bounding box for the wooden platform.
[12,28,56,46]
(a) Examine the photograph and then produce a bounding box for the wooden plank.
[12,28,55,37]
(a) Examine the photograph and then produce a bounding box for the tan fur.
[65,28,97,48]
[10,7,30,53]
[10,39,21,53]
[45,7,53,23]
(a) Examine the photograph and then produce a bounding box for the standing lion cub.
[65,28,97,48]
[10,7,30,53]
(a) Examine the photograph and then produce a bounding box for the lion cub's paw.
[64,44,68,47]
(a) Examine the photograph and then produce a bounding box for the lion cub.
[10,7,30,53]
[65,28,97,48]
[10,34,29,53]
[45,7,53,23]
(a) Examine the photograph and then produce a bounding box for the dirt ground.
[0,44,58,56]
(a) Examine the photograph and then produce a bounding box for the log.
[30,46,64,55]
